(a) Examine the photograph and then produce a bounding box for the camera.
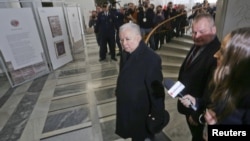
[125,8,133,17]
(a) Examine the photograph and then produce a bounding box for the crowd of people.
[88,0,197,60]
[89,1,249,141]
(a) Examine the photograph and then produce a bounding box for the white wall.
[70,0,95,30]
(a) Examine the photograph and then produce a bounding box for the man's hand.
[179,94,196,108]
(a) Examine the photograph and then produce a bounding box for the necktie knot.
[192,46,200,56]
[185,46,200,68]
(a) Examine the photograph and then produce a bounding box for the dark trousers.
[165,29,175,43]
[131,132,155,141]
[95,32,101,46]
[131,136,155,141]
[116,30,122,53]
[186,115,205,141]
[100,33,116,59]
[140,28,156,50]
[154,32,164,50]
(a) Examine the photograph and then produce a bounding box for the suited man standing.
[177,13,220,141]
[115,22,166,141]
[95,3,117,61]
[137,0,156,50]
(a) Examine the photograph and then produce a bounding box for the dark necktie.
[185,46,200,67]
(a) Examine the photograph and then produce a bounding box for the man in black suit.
[115,22,166,141]
[95,3,117,61]
[177,13,221,141]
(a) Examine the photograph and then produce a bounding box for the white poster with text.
[0,8,44,70]
[66,7,82,42]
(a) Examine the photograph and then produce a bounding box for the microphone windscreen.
[163,78,175,90]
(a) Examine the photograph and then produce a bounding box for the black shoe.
[111,58,117,61]
[116,52,121,56]
[99,58,106,61]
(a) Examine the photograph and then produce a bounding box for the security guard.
[95,3,117,61]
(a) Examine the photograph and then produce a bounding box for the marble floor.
[0,33,191,141]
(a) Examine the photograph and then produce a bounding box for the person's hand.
[127,14,132,19]
[203,123,208,141]
[204,109,217,125]
[188,115,198,126]
[179,94,196,108]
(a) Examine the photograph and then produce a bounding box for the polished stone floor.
[0,33,191,141]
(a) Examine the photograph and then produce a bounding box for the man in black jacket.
[95,3,117,61]
[137,0,156,50]
[177,13,221,141]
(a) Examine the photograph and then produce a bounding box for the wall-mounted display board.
[66,7,82,42]
[0,8,50,87]
[38,7,73,70]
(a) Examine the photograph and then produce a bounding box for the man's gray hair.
[119,22,141,37]
[193,13,215,27]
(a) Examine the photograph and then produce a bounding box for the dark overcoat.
[115,41,165,139]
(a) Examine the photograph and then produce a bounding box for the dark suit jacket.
[95,11,116,35]
[177,36,220,121]
[137,8,155,28]
[115,40,165,139]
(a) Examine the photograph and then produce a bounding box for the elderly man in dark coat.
[115,22,166,141]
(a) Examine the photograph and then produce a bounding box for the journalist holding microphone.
[179,23,250,141]
[177,13,220,141]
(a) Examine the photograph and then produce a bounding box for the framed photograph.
[54,40,66,58]
[48,15,62,37]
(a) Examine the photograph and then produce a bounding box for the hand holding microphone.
[163,78,197,111]
[179,95,196,109]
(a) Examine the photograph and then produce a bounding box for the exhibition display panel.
[0,1,85,87]
[0,8,50,87]
[38,7,73,70]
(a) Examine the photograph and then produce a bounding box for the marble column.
[216,0,250,40]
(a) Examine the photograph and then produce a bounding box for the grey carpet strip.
[27,74,49,92]
[0,87,16,108]
[0,74,48,141]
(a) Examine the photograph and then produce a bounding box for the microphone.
[163,78,197,111]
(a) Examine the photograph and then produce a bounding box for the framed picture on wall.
[48,15,63,37]
[54,40,66,58]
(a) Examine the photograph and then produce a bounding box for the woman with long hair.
[205,27,250,125]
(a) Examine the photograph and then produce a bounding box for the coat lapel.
[120,41,146,73]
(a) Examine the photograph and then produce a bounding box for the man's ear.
[212,26,216,34]
[136,34,142,42]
